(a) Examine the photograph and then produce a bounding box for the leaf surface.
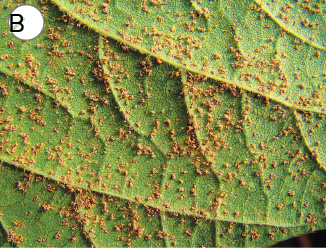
[0,163,90,247]
[0,0,326,247]
[51,0,326,113]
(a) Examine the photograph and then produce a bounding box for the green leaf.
[0,0,326,246]
[50,0,326,113]
[0,225,11,247]
[0,163,90,247]
[75,190,314,247]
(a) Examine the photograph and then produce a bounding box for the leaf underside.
[0,0,326,247]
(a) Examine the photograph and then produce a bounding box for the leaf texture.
[0,0,326,246]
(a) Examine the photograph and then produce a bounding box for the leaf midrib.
[0,155,306,228]
[50,0,326,115]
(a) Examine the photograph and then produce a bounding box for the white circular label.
[8,5,44,41]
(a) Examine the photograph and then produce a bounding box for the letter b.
[10,14,24,32]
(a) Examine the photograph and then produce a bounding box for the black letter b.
[10,14,24,32]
